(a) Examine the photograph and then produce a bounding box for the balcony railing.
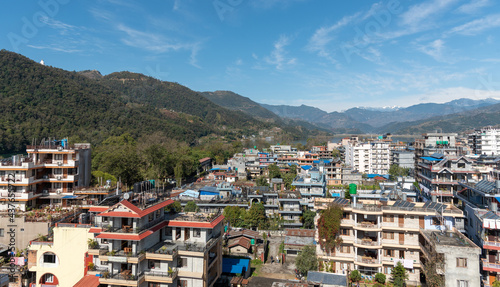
[99,270,144,282]
[356,238,380,247]
[144,269,178,280]
[482,259,500,271]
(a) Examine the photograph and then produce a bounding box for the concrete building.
[345,140,391,175]
[0,140,91,211]
[469,127,500,156]
[417,155,479,203]
[28,224,94,287]
[314,197,464,286]
[420,229,481,287]
[87,199,224,287]
[391,150,415,170]
[292,167,326,209]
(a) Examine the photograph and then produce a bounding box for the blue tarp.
[222,258,250,274]
[62,195,77,199]
[421,157,442,162]
[301,165,312,170]
[180,190,199,198]
[210,168,227,171]
[200,186,219,193]
[313,159,332,164]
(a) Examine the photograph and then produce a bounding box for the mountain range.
[203,91,500,134]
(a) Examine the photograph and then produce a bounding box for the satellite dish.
[123,193,130,200]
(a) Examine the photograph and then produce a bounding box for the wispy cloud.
[264,35,296,70]
[418,39,448,62]
[399,0,457,27]
[27,44,82,53]
[447,13,500,35]
[457,0,491,14]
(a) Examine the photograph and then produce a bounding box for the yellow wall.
[29,226,93,287]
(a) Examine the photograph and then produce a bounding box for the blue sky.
[2,0,500,112]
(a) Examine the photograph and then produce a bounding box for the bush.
[374,283,385,287]
[375,272,386,284]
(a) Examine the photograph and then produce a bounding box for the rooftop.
[421,230,474,247]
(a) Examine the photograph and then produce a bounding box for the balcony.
[100,249,145,264]
[355,238,381,248]
[144,269,178,284]
[355,221,379,230]
[482,259,500,272]
[99,270,144,286]
[99,215,165,234]
[356,256,380,266]
[146,242,178,261]
[88,246,107,256]
[483,237,500,250]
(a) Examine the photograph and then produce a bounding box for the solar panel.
[423,201,431,208]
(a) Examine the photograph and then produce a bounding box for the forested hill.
[0,50,308,153]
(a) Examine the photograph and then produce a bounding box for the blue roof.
[366,174,380,178]
[62,195,77,199]
[200,191,219,196]
[222,258,250,274]
[200,186,219,193]
[421,156,442,162]
[313,159,332,164]
[210,168,226,171]
[180,190,199,198]
[301,165,312,170]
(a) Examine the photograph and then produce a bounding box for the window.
[384,249,395,257]
[43,253,56,263]
[431,217,440,225]
[399,250,405,259]
[458,163,465,168]
[53,182,61,189]
[384,267,392,274]
[343,212,349,219]
[165,227,172,237]
[457,258,467,268]
[341,229,349,236]
[383,232,394,239]
[149,260,161,269]
[178,257,188,267]
[0,228,4,237]
[193,228,201,238]
[102,217,109,223]
[44,274,54,283]
[383,215,394,222]
[178,279,188,287]
[340,246,350,253]
[457,280,469,287]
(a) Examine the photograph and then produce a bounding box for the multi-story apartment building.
[278,194,303,228]
[318,160,342,186]
[417,155,479,203]
[0,140,91,211]
[391,150,415,170]
[457,179,500,286]
[87,199,223,287]
[345,140,390,175]
[314,197,464,286]
[469,127,500,156]
[420,229,481,287]
[292,167,326,209]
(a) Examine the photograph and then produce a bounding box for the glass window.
[43,253,56,263]
[457,258,467,268]
[193,228,201,238]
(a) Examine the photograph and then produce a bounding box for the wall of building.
[29,226,93,287]
[0,217,50,250]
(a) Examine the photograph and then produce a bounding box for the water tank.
[349,184,357,195]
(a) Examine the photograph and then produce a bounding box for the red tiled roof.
[228,237,252,249]
[199,157,211,163]
[96,221,169,241]
[89,227,102,233]
[285,229,315,237]
[89,206,108,212]
[96,199,174,218]
[73,275,99,287]
[227,229,261,239]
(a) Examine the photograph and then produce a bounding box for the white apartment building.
[345,140,390,175]
[469,127,500,156]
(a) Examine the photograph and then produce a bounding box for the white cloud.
[457,0,491,14]
[264,35,296,70]
[27,44,82,53]
[418,39,447,62]
[399,0,457,27]
[448,14,500,35]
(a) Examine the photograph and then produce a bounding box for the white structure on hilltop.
[40,59,44,65]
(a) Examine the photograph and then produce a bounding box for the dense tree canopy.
[317,203,343,253]
[295,245,318,277]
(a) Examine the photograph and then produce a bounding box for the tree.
[375,272,386,284]
[184,201,199,212]
[256,176,269,187]
[268,164,281,179]
[165,201,182,213]
[223,206,245,227]
[245,202,268,230]
[317,203,343,253]
[493,281,500,287]
[302,209,316,229]
[388,164,410,180]
[349,270,361,285]
[295,245,318,277]
[391,262,408,287]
